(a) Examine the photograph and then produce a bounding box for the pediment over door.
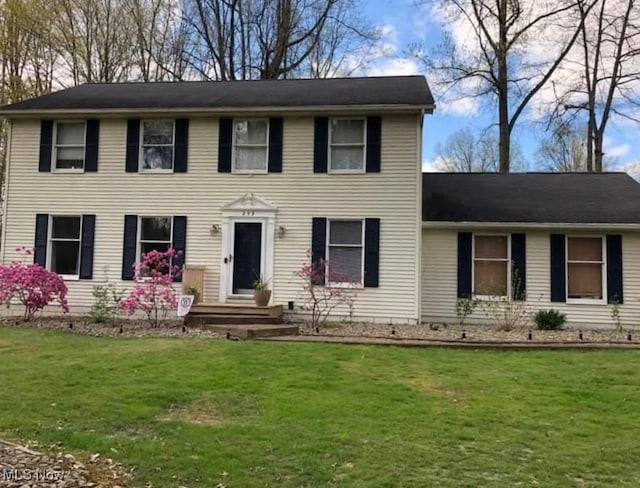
[221,193,278,214]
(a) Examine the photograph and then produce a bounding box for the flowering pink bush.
[119,248,181,327]
[0,247,69,321]
[296,249,359,327]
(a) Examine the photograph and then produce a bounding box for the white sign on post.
[177,295,195,317]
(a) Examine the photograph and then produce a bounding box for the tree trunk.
[497,0,510,173]
[594,129,604,172]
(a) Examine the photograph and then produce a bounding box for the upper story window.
[473,235,509,296]
[141,120,174,171]
[329,118,366,172]
[54,122,85,170]
[49,215,82,277]
[567,236,604,301]
[327,219,364,285]
[233,119,269,172]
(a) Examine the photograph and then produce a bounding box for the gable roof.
[423,172,640,224]
[0,76,434,115]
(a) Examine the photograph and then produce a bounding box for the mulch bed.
[298,321,640,345]
[2,316,638,346]
[0,438,130,487]
[2,316,221,338]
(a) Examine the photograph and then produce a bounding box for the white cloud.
[617,160,640,180]
[367,57,421,76]
[604,141,631,159]
[422,156,446,172]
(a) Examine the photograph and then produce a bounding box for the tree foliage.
[435,127,527,172]
[419,0,597,172]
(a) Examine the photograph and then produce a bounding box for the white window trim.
[472,233,511,299]
[325,218,365,287]
[139,119,175,173]
[232,118,270,174]
[137,216,174,266]
[47,215,82,280]
[328,117,367,174]
[52,121,86,173]
[565,235,607,305]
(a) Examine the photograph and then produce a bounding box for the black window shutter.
[84,119,100,172]
[79,215,96,279]
[174,119,189,173]
[122,215,138,280]
[550,234,566,302]
[172,216,187,283]
[218,118,233,173]
[511,233,526,300]
[39,120,53,172]
[34,214,49,267]
[364,218,380,287]
[457,232,472,298]
[268,117,283,173]
[311,217,327,285]
[313,117,328,173]
[125,119,140,173]
[366,116,382,173]
[606,234,623,304]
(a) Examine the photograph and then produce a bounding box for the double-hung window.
[327,220,364,285]
[138,217,172,260]
[54,122,85,170]
[233,119,269,172]
[141,120,174,171]
[49,216,82,277]
[473,235,509,296]
[567,236,604,300]
[329,118,366,171]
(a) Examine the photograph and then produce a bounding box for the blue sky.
[359,0,640,174]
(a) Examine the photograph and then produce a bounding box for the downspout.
[415,110,425,324]
[1,119,12,264]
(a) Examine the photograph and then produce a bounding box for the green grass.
[1,327,639,487]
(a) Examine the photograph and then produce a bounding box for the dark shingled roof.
[0,76,434,113]
[423,172,640,224]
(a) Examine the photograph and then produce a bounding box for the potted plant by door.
[253,276,271,307]
[186,285,201,304]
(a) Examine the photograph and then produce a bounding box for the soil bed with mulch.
[2,316,221,338]
[298,321,639,345]
[3,316,639,345]
[0,438,130,487]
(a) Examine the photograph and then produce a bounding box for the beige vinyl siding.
[421,228,640,328]
[3,115,420,322]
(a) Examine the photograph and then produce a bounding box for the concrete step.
[196,323,299,339]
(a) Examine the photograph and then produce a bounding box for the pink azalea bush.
[119,248,181,327]
[296,249,359,327]
[0,247,69,321]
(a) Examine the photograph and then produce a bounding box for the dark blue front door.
[233,222,262,294]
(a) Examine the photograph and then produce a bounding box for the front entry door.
[232,222,262,295]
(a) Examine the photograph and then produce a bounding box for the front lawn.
[0,327,639,487]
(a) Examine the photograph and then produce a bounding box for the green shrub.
[534,309,566,330]
[90,282,125,324]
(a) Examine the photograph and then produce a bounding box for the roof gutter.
[422,221,640,230]
[0,103,436,118]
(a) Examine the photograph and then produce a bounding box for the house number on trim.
[242,211,255,216]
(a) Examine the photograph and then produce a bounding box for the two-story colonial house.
[0,76,435,324]
[4,76,640,329]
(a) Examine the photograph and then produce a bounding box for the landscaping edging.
[261,334,640,349]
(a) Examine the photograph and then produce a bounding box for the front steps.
[185,302,298,339]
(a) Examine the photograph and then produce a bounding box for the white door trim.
[219,193,277,303]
